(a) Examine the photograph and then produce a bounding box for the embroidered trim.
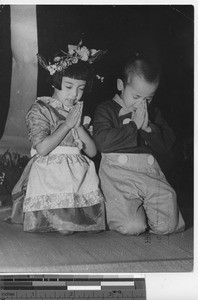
[23,189,105,212]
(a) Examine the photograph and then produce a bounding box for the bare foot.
[87,230,103,234]
[59,230,74,235]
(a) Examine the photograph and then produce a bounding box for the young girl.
[8,42,106,234]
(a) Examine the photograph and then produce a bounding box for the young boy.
[93,55,185,235]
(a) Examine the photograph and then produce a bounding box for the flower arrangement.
[37,40,107,79]
[0,150,29,206]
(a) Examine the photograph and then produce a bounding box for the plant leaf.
[89,49,108,63]
[37,54,49,70]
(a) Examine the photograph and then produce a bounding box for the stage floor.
[0,207,193,273]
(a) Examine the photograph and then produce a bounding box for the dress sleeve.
[93,102,138,153]
[25,102,51,148]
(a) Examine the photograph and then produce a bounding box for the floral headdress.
[37,40,107,81]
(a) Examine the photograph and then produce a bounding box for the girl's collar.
[50,97,73,112]
[37,97,73,112]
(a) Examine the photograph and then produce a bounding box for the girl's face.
[53,77,86,107]
[118,74,159,110]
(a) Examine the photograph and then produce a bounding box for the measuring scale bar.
[0,276,146,300]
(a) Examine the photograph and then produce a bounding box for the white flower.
[96,74,104,82]
[90,49,99,56]
[62,61,68,68]
[57,66,62,72]
[72,57,78,64]
[88,125,93,136]
[54,56,61,62]
[78,46,89,61]
[47,66,56,75]
[83,116,91,126]
[68,44,78,55]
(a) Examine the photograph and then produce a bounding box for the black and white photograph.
[0,3,194,278]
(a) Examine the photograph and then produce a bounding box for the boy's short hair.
[50,60,94,92]
[121,55,161,86]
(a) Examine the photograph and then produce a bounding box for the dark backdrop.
[36,5,193,141]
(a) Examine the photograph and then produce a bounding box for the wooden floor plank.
[0,215,193,273]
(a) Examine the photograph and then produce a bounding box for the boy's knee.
[149,188,180,235]
[113,219,147,235]
[151,214,185,235]
[150,219,178,235]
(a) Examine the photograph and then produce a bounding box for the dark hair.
[120,54,161,86]
[50,60,94,92]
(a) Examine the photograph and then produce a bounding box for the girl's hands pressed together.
[74,102,83,129]
[74,102,97,158]
[65,102,82,129]
[36,102,83,156]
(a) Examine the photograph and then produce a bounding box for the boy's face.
[117,74,159,110]
[54,77,86,107]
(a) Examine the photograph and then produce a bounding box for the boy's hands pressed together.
[132,100,151,132]
[132,101,145,129]
[141,100,152,132]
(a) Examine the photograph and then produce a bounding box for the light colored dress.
[9,97,106,233]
